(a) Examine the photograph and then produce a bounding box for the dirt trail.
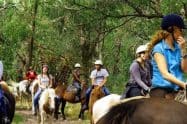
[15,109,89,124]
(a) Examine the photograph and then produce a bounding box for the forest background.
[0,0,187,94]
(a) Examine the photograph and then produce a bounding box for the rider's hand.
[98,84,103,88]
[141,88,150,96]
[177,36,186,49]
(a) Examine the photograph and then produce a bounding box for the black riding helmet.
[161,14,186,31]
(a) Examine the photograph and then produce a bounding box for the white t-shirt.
[0,61,3,80]
[38,74,52,89]
[90,68,109,85]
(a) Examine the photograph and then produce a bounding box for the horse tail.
[3,91,16,122]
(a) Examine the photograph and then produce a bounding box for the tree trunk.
[112,39,121,74]
[27,0,39,70]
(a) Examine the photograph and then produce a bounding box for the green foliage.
[0,0,186,91]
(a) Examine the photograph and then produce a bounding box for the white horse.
[39,88,56,124]
[18,80,31,108]
[31,79,39,114]
[7,80,19,100]
[18,79,38,109]
[92,94,149,124]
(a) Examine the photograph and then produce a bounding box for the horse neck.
[55,83,67,97]
[92,88,104,101]
[42,90,50,104]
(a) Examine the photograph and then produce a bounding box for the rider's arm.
[91,78,95,86]
[90,70,96,85]
[154,52,185,89]
[72,71,81,83]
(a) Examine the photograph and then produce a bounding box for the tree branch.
[73,1,163,19]
[0,3,16,12]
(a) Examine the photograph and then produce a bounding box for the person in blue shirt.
[147,14,187,99]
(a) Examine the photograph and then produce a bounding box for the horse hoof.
[54,115,58,120]
[78,118,82,121]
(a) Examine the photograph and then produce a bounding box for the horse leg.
[54,97,61,119]
[79,103,86,120]
[20,92,23,107]
[32,93,35,114]
[61,99,66,120]
[27,95,30,109]
[40,111,45,124]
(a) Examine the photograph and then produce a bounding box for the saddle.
[174,90,187,105]
[66,85,78,94]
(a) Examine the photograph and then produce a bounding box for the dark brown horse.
[96,97,187,124]
[89,86,105,124]
[54,81,88,120]
[0,81,16,123]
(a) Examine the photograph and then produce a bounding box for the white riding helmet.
[136,45,147,54]
[74,63,81,68]
[94,60,103,65]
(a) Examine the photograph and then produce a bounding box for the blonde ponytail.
[147,30,170,53]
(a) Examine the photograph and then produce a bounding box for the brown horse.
[0,81,16,123]
[96,97,187,124]
[54,81,88,120]
[89,86,105,124]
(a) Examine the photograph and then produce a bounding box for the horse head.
[39,88,56,124]
[39,88,56,115]
[91,86,105,100]
[89,85,105,122]
[48,88,56,112]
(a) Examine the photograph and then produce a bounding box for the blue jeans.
[86,86,110,102]
[73,81,81,90]
[34,88,43,108]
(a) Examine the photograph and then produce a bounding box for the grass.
[13,101,90,124]
[12,113,24,124]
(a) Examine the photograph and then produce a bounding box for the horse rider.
[26,66,37,82]
[25,66,37,93]
[33,64,53,115]
[0,60,10,123]
[83,60,110,109]
[147,14,187,99]
[72,63,82,101]
[121,44,152,99]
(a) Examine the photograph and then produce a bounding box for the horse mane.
[97,98,146,124]
[89,86,105,121]
[40,89,50,105]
